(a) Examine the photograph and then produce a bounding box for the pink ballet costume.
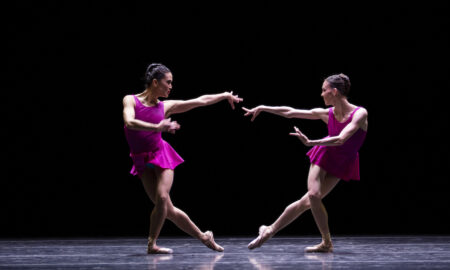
[307,107,367,181]
[124,95,184,176]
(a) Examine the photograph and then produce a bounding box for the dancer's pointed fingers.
[229,100,235,110]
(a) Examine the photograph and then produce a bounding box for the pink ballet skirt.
[124,96,184,176]
[128,139,184,176]
[306,107,366,181]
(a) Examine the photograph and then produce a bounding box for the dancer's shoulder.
[123,95,136,106]
[354,106,368,117]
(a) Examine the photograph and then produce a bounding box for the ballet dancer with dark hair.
[123,63,243,254]
[243,74,368,252]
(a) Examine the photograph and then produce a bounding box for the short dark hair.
[325,73,351,96]
[144,63,171,87]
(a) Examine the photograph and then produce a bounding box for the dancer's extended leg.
[141,167,223,253]
[248,165,339,250]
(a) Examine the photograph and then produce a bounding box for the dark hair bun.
[325,73,351,96]
[144,63,171,87]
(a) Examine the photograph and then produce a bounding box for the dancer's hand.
[225,91,243,110]
[289,126,312,146]
[242,106,262,121]
[158,118,180,134]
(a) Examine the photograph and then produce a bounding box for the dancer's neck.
[332,99,355,120]
[141,89,159,106]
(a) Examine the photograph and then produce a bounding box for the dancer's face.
[321,80,335,106]
[154,72,173,98]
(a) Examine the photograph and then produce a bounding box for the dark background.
[2,2,449,238]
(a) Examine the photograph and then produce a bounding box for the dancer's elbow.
[124,119,138,130]
[334,137,345,146]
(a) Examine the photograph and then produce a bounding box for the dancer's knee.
[301,195,311,209]
[155,193,169,209]
[307,190,321,202]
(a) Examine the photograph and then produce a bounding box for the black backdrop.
[2,2,449,238]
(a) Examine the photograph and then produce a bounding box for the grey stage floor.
[1,236,450,269]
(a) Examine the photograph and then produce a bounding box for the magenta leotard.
[124,95,184,176]
[306,107,367,181]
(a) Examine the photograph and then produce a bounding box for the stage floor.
[1,236,450,269]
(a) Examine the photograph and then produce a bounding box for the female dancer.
[123,63,242,254]
[243,74,368,252]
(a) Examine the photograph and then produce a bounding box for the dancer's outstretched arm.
[165,91,243,117]
[290,108,368,146]
[242,105,328,122]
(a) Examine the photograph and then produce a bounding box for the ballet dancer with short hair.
[243,74,368,252]
[123,63,243,254]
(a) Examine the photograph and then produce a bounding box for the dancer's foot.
[147,245,173,254]
[304,241,333,253]
[201,231,224,252]
[247,225,274,250]
[147,237,173,254]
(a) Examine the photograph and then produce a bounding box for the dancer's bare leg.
[247,195,310,250]
[139,167,173,253]
[140,167,223,253]
[248,165,339,249]
[305,164,340,252]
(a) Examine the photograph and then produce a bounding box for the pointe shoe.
[201,231,224,252]
[147,238,173,254]
[304,242,333,253]
[147,246,174,254]
[248,225,273,250]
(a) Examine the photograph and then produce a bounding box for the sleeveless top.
[124,95,184,176]
[306,107,367,181]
